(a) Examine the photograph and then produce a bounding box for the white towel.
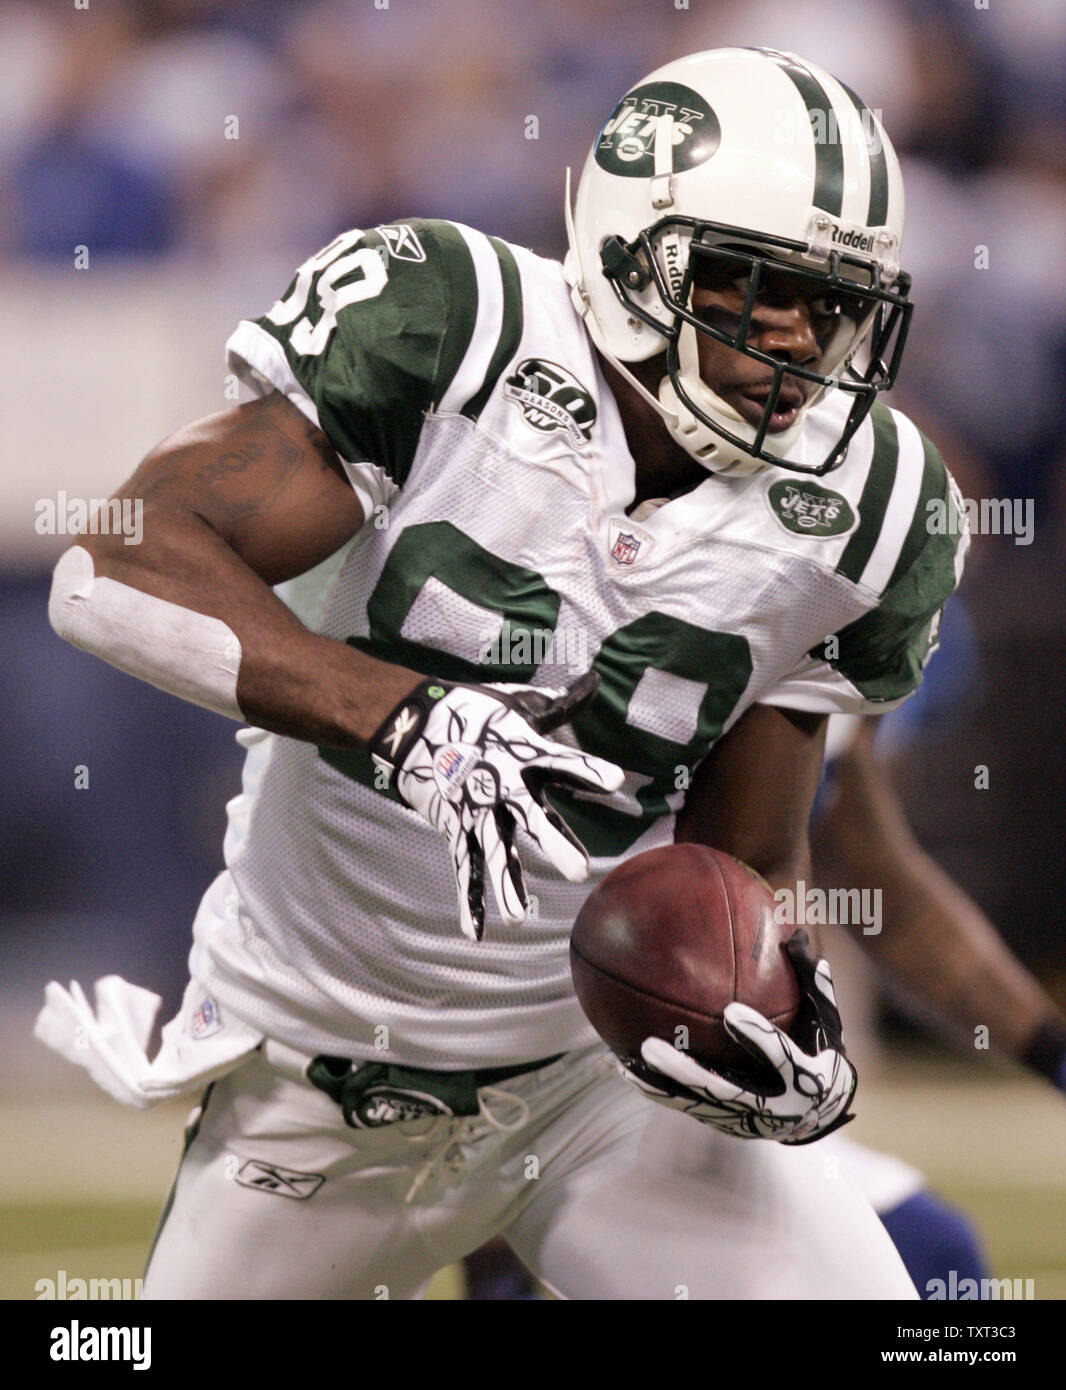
[34,973,263,1108]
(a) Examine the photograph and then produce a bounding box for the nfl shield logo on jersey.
[607,518,654,567]
[611,531,641,565]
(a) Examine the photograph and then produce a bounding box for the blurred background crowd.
[3,0,1065,1042]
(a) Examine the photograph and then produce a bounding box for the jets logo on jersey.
[379,224,427,263]
[766,480,857,538]
[503,359,597,449]
[235,1161,326,1200]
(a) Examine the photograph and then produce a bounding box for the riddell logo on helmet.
[662,234,685,298]
[831,226,877,253]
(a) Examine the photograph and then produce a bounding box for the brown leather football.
[570,843,800,1077]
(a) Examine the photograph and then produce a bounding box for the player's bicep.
[109,390,365,585]
[676,704,827,885]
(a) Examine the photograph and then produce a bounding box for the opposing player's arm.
[816,720,1066,1086]
[675,702,827,907]
[51,389,423,747]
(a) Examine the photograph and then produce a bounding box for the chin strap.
[564,166,680,432]
[651,111,676,210]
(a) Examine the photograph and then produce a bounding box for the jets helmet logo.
[595,81,721,178]
[503,359,597,449]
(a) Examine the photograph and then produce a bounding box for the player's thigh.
[505,1070,917,1300]
[143,1052,440,1300]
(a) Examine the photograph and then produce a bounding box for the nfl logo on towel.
[191,996,223,1039]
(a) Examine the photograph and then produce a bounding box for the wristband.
[367,679,450,775]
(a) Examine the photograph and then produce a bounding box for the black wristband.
[367,679,451,771]
[1019,1019,1066,1091]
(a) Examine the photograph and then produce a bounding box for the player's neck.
[596,352,707,514]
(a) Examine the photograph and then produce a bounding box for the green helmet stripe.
[461,236,524,421]
[836,403,899,583]
[756,48,845,217]
[838,80,890,227]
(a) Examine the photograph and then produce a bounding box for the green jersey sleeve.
[760,423,968,716]
[824,433,968,704]
[224,220,483,497]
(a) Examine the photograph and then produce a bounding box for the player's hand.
[621,931,857,1143]
[368,670,623,942]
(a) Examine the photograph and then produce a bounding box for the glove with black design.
[621,930,857,1144]
[368,670,624,942]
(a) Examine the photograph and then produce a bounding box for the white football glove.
[621,932,857,1144]
[368,670,623,942]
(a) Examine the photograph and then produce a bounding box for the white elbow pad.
[48,545,243,720]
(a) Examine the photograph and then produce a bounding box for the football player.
[41,48,964,1299]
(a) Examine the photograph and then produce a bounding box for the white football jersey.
[190,218,966,1067]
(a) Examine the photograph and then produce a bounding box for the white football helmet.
[564,47,913,477]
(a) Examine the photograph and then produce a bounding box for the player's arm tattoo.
[136,390,346,533]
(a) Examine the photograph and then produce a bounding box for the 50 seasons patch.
[503,359,597,449]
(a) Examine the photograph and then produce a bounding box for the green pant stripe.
[143,1081,215,1277]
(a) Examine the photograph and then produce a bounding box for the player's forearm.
[859,849,1064,1061]
[50,517,421,749]
[818,729,1066,1069]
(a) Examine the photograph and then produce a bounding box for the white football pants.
[143,1040,917,1300]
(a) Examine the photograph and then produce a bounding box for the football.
[570,844,801,1077]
